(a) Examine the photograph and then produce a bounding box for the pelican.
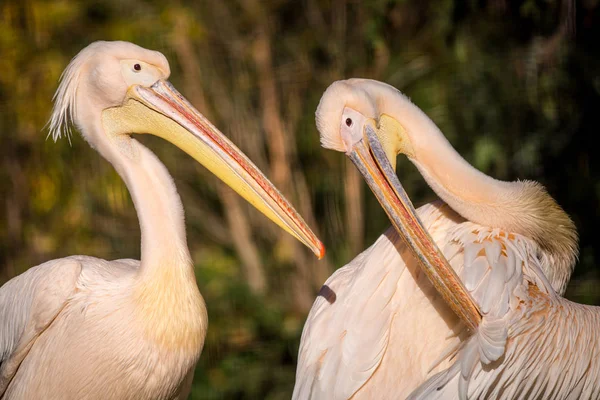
[293,78,587,399]
[0,41,324,399]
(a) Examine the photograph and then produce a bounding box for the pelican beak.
[101,80,324,259]
[347,123,480,330]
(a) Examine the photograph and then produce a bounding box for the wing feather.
[0,257,82,395]
[293,203,455,400]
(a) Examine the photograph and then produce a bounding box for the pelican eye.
[345,118,353,127]
[133,63,142,72]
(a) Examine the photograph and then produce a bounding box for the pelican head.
[316,79,423,169]
[50,41,324,259]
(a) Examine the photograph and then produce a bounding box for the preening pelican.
[0,41,323,399]
[293,78,587,399]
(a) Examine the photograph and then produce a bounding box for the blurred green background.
[1,0,598,398]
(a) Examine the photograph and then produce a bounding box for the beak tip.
[315,241,326,259]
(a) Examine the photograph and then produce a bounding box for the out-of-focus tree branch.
[250,18,315,312]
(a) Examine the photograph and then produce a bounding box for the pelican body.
[0,41,323,399]
[293,79,590,399]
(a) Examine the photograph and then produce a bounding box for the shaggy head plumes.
[47,46,87,143]
[48,41,170,142]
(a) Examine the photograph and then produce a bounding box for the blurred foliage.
[1,0,599,398]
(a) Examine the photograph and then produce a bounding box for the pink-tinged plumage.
[295,79,587,399]
[1,41,205,400]
[0,41,322,399]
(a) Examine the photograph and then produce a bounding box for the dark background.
[1,0,598,398]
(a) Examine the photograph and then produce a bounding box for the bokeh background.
[1,0,599,398]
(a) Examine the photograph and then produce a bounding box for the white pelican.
[293,78,585,399]
[0,41,324,399]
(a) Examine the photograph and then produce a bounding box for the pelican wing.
[292,226,404,400]
[408,228,557,400]
[408,282,600,399]
[294,201,547,400]
[0,258,82,395]
[293,202,466,400]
